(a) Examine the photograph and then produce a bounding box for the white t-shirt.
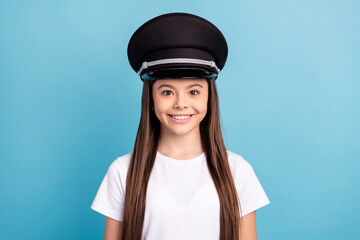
[91,150,270,240]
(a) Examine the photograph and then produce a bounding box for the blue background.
[1,0,359,239]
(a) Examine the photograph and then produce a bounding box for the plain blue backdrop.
[1,0,359,239]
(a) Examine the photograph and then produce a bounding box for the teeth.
[171,115,191,120]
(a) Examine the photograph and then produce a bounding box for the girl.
[91,12,270,240]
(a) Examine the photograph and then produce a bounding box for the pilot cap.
[127,12,228,81]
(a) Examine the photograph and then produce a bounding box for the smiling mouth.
[168,114,193,120]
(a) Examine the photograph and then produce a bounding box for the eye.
[189,90,199,95]
[162,90,173,96]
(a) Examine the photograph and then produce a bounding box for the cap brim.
[140,64,218,81]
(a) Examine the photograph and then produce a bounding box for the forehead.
[153,78,208,88]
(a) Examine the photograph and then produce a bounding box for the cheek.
[153,97,171,115]
[201,94,209,112]
[194,98,208,115]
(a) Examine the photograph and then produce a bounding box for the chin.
[171,130,192,136]
[164,125,198,137]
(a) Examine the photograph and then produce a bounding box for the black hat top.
[127,12,228,81]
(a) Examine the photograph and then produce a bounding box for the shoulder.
[226,150,254,177]
[226,150,270,216]
[226,150,253,170]
[107,152,133,176]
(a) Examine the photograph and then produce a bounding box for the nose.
[173,93,189,109]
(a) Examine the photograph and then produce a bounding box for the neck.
[157,126,203,159]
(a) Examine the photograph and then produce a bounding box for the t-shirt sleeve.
[90,159,125,222]
[236,162,270,217]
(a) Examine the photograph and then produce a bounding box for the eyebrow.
[158,83,203,90]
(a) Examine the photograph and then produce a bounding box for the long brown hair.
[121,77,242,240]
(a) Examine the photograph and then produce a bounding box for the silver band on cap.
[137,58,221,75]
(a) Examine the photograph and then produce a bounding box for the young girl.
[91,12,270,240]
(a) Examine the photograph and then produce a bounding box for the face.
[152,78,209,137]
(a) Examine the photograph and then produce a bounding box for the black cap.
[127,12,228,81]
